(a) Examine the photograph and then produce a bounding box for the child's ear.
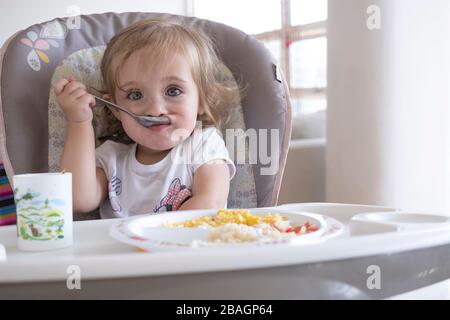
[103,93,121,120]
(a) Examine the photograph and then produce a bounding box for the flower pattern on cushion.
[20,20,71,71]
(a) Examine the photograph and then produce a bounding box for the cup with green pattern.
[13,172,73,251]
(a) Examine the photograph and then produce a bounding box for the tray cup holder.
[349,212,450,236]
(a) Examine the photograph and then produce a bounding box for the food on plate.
[163,209,319,245]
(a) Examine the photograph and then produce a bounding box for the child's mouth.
[148,123,171,132]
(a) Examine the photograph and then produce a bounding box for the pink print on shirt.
[154,178,192,212]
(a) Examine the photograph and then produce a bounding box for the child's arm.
[178,159,231,210]
[52,78,108,213]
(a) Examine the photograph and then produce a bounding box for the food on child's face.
[163,209,319,245]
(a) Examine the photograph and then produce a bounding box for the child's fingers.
[89,94,96,107]
[78,93,95,108]
[52,78,70,96]
[73,92,95,107]
[65,81,87,95]
[71,88,86,99]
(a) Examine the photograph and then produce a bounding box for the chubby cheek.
[176,116,198,133]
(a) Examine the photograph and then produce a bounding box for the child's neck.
[135,144,171,165]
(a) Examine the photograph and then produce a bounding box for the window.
[192,0,281,34]
[290,0,327,25]
[191,0,327,116]
[290,37,327,88]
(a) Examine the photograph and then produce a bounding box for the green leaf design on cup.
[15,189,66,241]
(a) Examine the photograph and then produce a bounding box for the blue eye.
[166,87,182,97]
[127,89,143,101]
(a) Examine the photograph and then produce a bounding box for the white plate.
[109,209,345,252]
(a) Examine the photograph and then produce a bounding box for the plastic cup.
[13,172,73,251]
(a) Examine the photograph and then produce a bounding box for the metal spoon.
[92,95,170,128]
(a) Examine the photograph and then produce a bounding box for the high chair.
[2,13,450,301]
[0,12,292,219]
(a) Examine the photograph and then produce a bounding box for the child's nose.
[145,100,166,117]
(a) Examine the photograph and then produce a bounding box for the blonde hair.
[98,18,241,143]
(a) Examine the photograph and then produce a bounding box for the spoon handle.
[93,96,137,119]
[91,93,170,127]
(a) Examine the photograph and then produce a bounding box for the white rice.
[191,222,297,247]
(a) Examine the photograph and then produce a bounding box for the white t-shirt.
[95,127,236,218]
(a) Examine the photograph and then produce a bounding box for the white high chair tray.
[1,203,450,299]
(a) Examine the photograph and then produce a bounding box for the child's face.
[109,49,204,152]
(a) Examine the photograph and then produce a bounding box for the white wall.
[0,0,187,46]
[327,0,450,215]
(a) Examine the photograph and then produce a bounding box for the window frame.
[188,0,328,113]
[253,0,327,109]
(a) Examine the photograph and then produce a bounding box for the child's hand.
[52,78,96,123]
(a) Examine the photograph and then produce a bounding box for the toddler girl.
[52,18,239,218]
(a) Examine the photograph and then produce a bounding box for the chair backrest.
[0,12,292,209]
